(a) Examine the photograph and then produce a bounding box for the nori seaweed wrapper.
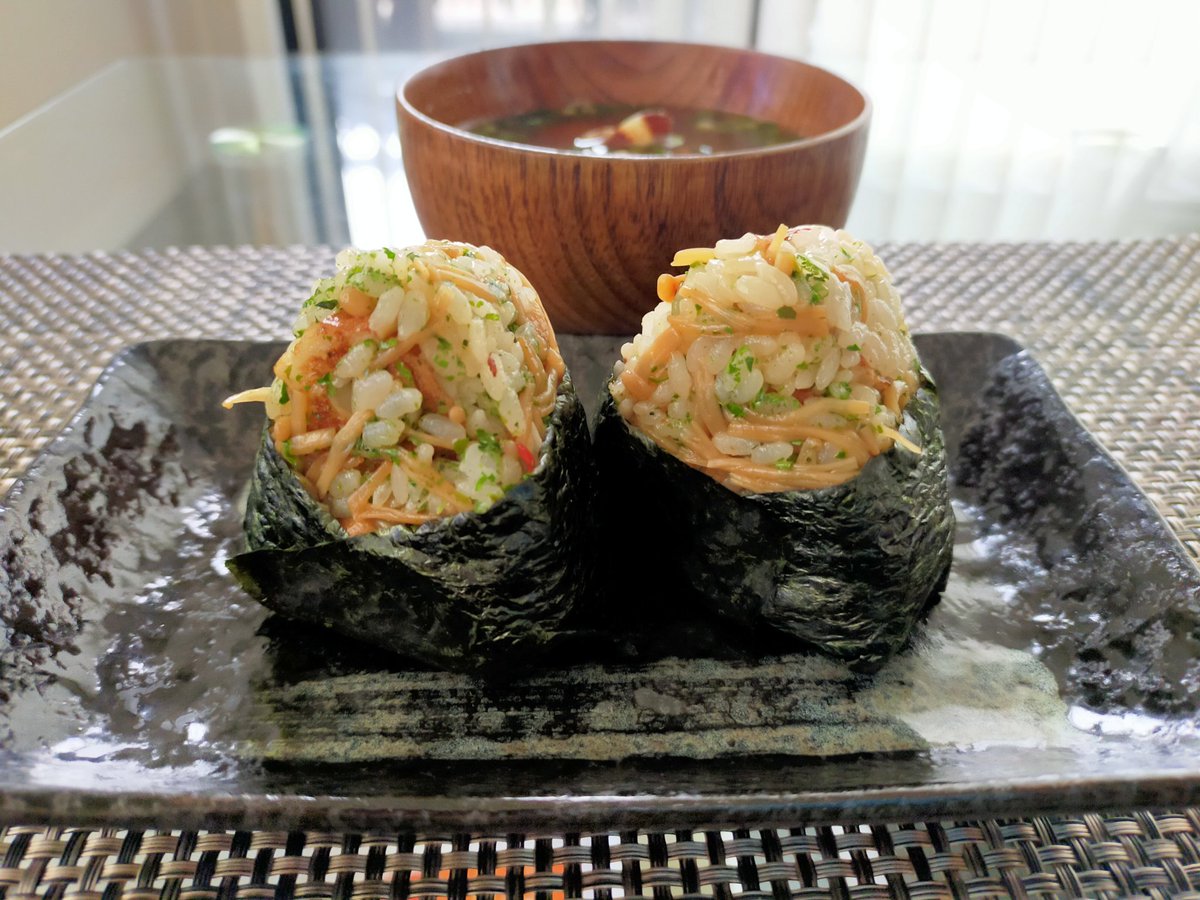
[593,372,954,673]
[227,373,596,676]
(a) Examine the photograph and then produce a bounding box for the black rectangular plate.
[1,333,1198,831]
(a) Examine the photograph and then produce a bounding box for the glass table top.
[1,51,1198,255]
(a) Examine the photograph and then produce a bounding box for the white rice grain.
[713,433,756,456]
[335,340,376,380]
[419,413,466,443]
[352,370,395,412]
[369,286,405,338]
[376,387,422,419]
[814,349,840,391]
[396,290,429,340]
[715,233,756,258]
[362,418,404,448]
[751,441,793,464]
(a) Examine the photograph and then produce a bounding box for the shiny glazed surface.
[0,332,1198,829]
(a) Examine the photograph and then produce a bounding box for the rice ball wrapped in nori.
[594,225,954,672]
[223,241,594,675]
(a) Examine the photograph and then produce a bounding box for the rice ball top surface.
[610,225,922,493]
[225,240,565,533]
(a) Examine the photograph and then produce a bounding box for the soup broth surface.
[466,103,800,156]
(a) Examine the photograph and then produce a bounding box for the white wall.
[0,0,283,130]
[0,0,155,128]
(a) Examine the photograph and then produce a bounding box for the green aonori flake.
[829,382,852,400]
[792,256,829,305]
[726,346,755,382]
[752,391,800,414]
[777,306,797,320]
[795,256,828,282]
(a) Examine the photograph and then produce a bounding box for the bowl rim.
[397,38,872,162]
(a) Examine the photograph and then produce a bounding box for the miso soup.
[465,103,800,156]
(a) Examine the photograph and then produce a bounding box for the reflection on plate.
[0,332,1198,830]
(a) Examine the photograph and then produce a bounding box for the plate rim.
[2,768,1199,832]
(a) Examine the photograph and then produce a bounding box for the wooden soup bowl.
[398,40,870,334]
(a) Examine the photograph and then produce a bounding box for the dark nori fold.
[227,373,596,676]
[593,373,955,673]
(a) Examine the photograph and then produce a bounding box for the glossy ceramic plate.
[1,332,1198,831]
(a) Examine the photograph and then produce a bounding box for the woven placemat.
[1,238,1198,898]
[2,814,1199,899]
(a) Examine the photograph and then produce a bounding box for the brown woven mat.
[1,238,1199,898]
[2,814,1200,899]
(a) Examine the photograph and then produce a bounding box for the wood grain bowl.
[398,40,870,334]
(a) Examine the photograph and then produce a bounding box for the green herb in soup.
[466,103,800,156]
